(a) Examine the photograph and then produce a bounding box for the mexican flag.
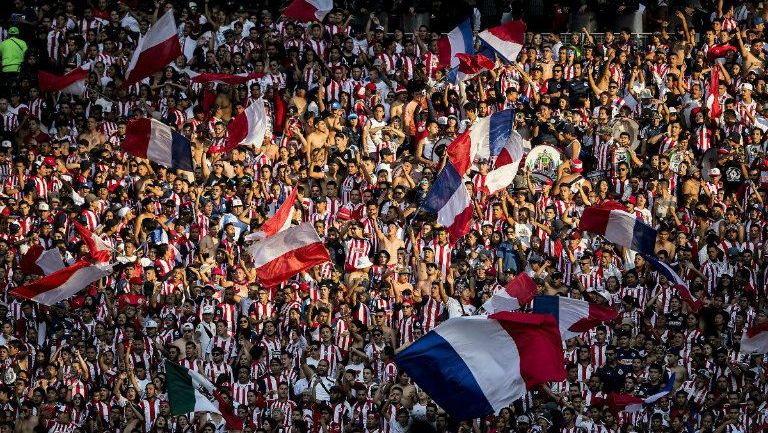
[164,360,221,415]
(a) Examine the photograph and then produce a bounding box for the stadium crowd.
[0,0,766,432]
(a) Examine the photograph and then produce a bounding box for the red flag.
[245,187,298,241]
[213,392,243,430]
[73,222,112,263]
[707,66,722,120]
[38,65,90,95]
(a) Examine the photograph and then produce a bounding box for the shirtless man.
[80,116,105,149]
[306,119,330,160]
[735,30,765,74]
[375,221,405,266]
[14,403,37,433]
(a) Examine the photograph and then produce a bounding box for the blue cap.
[331,101,341,110]
[347,113,358,120]
[755,17,766,25]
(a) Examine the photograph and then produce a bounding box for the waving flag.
[282,0,332,22]
[210,99,268,154]
[739,322,768,353]
[578,203,657,255]
[452,52,495,82]
[478,20,526,63]
[482,273,537,314]
[447,109,515,176]
[122,118,194,171]
[395,312,566,420]
[605,374,676,413]
[245,187,298,241]
[641,254,702,312]
[10,260,112,306]
[437,19,474,69]
[188,70,265,85]
[484,129,525,194]
[124,11,182,86]
[421,162,473,243]
[74,221,113,263]
[38,63,91,95]
[706,66,722,120]
[532,295,618,340]
[165,360,221,415]
[20,244,64,276]
[247,223,330,286]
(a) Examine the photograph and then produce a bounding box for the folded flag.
[421,162,473,243]
[74,221,113,263]
[395,312,566,420]
[122,118,194,171]
[282,0,333,22]
[446,109,515,176]
[437,18,474,69]
[641,254,702,312]
[245,187,298,241]
[484,129,525,195]
[478,20,526,63]
[605,374,676,413]
[187,70,265,85]
[739,321,768,353]
[532,295,618,340]
[706,66,722,120]
[165,359,221,415]
[10,260,112,306]
[578,203,657,255]
[482,272,537,314]
[247,222,330,286]
[124,10,182,86]
[38,63,91,95]
[210,98,268,154]
[453,52,495,82]
[706,43,737,63]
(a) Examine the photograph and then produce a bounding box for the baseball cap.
[144,319,158,328]
[8,27,19,36]
[182,322,194,331]
[38,203,49,211]
[331,101,341,110]
[202,306,215,315]
[231,198,243,207]
[709,168,721,176]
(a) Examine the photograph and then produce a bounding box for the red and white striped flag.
[38,63,91,95]
[74,221,113,263]
[247,223,330,286]
[741,321,768,353]
[10,260,112,306]
[282,0,332,22]
[245,187,298,241]
[124,10,181,86]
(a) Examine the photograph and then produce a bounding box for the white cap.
[709,168,721,176]
[202,306,215,314]
[0,140,11,149]
[231,198,243,207]
[144,319,158,328]
[182,322,194,331]
[38,203,49,211]
[118,207,131,218]
[742,82,754,92]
